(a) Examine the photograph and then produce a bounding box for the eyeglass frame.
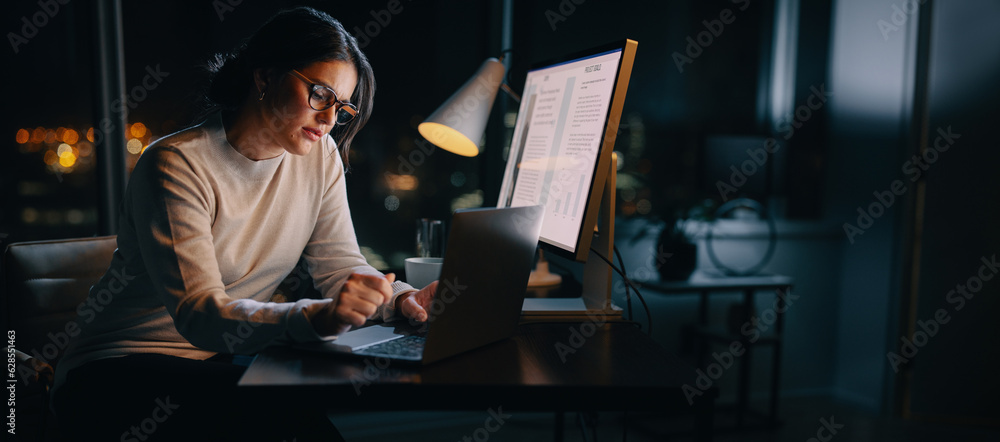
[287,69,359,125]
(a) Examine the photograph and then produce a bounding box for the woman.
[53,7,435,441]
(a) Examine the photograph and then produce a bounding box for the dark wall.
[826,0,915,411]
[904,0,1000,421]
[826,0,1000,419]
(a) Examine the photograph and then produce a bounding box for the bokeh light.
[67,209,85,225]
[126,138,143,154]
[31,127,45,143]
[621,187,637,202]
[130,122,147,139]
[384,195,400,211]
[22,208,39,224]
[86,127,95,142]
[384,173,420,191]
[636,199,652,215]
[16,129,29,144]
[621,200,637,216]
[59,150,77,167]
[449,190,484,213]
[64,129,79,144]
[43,150,58,165]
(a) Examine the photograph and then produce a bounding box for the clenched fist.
[312,273,395,336]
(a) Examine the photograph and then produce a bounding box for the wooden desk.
[240,322,716,441]
[635,270,794,428]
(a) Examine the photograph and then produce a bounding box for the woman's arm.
[128,146,333,353]
[301,138,418,321]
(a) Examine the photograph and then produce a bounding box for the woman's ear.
[252,68,276,99]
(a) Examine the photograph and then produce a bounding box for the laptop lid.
[294,205,543,364]
[420,205,543,363]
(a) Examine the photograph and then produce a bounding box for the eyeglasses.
[288,69,359,125]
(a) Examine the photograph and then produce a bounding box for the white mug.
[404,257,443,289]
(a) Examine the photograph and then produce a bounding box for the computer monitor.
[497,39,637,263]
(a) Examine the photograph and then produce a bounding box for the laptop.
[296,205,543,364]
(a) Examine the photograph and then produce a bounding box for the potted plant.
[656,200,714,281]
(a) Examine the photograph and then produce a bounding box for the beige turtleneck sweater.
[55,113,414,391]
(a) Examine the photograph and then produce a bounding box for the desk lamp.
[418,58,506,157]
[418,58,561,288]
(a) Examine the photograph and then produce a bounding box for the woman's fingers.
[314,273,401,335]
[415,281,438,310]
[349,273,393,304]
[326,273,397,330]
[337,296,379,325]
[402,296,428,322]
[399,280,438,322]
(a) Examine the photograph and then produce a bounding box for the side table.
[635,269,794,428]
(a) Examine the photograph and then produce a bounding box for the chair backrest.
[3,236,117,368]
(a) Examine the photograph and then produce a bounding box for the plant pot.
[656,233,698,281]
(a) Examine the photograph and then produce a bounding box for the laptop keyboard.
[355,335,426,360]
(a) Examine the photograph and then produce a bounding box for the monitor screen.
[497,40,636,261]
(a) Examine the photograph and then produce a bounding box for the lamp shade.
[418,58,506,157]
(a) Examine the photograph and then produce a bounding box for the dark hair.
[205,7,375,166]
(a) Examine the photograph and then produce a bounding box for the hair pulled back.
[205,6,374,165]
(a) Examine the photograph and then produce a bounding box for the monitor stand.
[521,155,623,322]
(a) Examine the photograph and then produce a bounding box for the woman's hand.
[395,280,438,323]
[313,273,395,336]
